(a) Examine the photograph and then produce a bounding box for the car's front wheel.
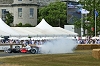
[7,48,12,53]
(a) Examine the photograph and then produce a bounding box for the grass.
[0,50,100,66]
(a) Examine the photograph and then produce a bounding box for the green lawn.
[0,50,100,66]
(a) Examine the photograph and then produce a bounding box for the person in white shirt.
[32,40,35,44]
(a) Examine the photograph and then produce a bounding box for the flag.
[95,10,98,17]
[94,9,98,36]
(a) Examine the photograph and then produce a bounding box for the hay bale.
[91,44,98,49]
[92,49,100,59]
[82,44,91,50]
[76,44,84,50]
[76,44,100,50]
[97,44,100,48]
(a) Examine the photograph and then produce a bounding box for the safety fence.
[0,44,24,51]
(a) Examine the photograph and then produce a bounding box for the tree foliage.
[5,13,13,26]
[74,0,100,36]
[38,1,67,28]
[15,23,22,27]
[15,23,33,27]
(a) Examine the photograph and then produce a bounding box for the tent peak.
[36,19,54,30]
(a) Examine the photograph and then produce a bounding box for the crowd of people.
[76,36,100,44]
[0,36,100,45]
[0,39,48,45]
[77,39,100,44]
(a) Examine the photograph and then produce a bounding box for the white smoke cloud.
[39,37,78,54]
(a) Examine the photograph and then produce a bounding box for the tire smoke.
[40,37,78,54]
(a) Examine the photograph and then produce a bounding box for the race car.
[6,45,40,54]
[7,46,21,53]
[20,45,39,54]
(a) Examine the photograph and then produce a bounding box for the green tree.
[38,1,67,28]
[23,23,33,27]
[15,23,33,27]
[74,0,100,36]
[15,23,22,27]
[5,13,13,26]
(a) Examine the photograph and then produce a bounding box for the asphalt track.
[0,52,32,57]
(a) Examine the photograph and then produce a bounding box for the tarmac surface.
[0,52,32,58]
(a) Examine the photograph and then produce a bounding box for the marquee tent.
[8,37,19,40]
[19,37,30,40]
[36,19,78,37]
[0,37,4,40]
[11,19,78,37]
[0,30,11,36]
[0,18,20,36]
[0,18,78,37]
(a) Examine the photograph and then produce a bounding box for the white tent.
[36,19,78,37]
[19,37,30,40]
[11,27,38,37]
[77,8,89,14]
[31,37,55,40]
[0,30,11,36]
[11,19,78,37]
[53,27,78,36]
[36,19,54,30]
[91,36,99,39]
[0,18,78,37]
[81,9,89,14]
[0,37,4,40]
[0,18,20,36]
[8,37,19,40]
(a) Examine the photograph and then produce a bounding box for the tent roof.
[12,27,46,37]
[0,18,78,37]
[36,19,54,30]
[36,19,78,36]
[11,27,78,37]
[0,18,19,36]
[53,27,78,35]
[0,30,10,36]
[11,19,78,37]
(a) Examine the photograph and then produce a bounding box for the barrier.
[0,44,100,50]
[76,44,100,50]
[92,49,100,59]
[76,44,84,50]
[0,44,24,51]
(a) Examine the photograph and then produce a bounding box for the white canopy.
[81,9,89,14]
[11,19,78,37]
[0,37,4,40]
[91,37,99,39]
[36,19,78,37]
[77,8,89,14]
[19,37,30,40]
[8,37,19,40]
[36,19,54,30]
[0,18,19,36]
[0,18,78,37]
[0,30,11,36]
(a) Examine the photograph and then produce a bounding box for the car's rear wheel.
[30,48,37,54]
